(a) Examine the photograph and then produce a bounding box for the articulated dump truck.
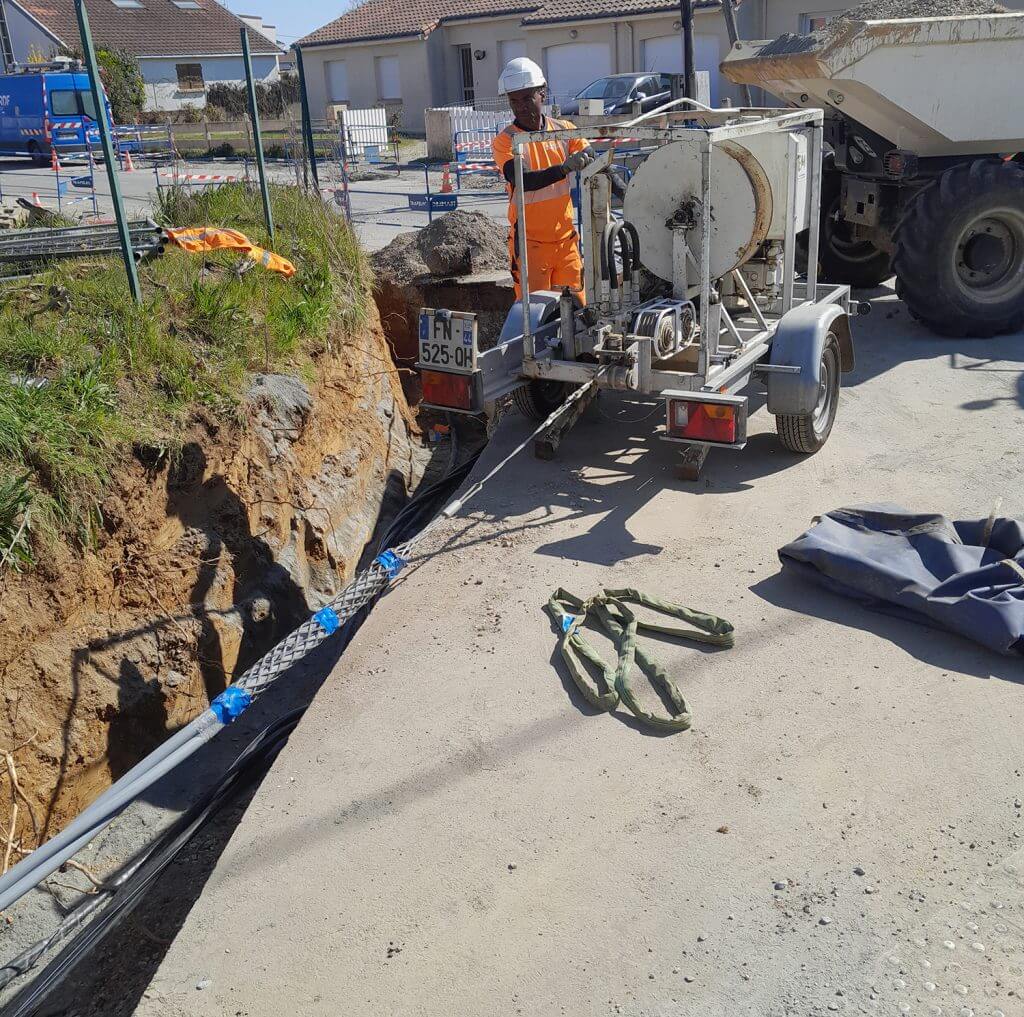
[723,12,1024,337]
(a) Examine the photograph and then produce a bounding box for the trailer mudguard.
[767,303,854,416]
[496,290,562,347]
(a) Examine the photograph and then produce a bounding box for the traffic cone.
[123,150,136,172]
[30,192,42,206]
[440,163,453,193]
[50,147,60,173]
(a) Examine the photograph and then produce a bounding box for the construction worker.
[493,57,595,301]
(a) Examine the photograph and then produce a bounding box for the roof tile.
[298,0,724,46]
[15,0,280,57]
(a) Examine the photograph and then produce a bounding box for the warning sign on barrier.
[408,194,458,213]
[71,175,94,188]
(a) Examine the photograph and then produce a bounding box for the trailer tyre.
[775,332,840,454]
[512,379,575,421]
[893,159,1024,338]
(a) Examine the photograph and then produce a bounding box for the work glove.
[561,149,595,174]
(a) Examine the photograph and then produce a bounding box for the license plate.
[418,309,477,374]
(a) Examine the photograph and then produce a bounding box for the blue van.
[0,62,114,163]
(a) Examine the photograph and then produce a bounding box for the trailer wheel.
[511,379,574,421]
[893,159,1024,338]
[775,332,840,454]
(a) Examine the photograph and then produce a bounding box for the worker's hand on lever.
[561,149,595,175]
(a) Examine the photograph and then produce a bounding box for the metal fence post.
[74,0,141,303]
[293,45,320,192]
[241,26,274,240]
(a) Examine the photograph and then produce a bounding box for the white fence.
[339,106,389,150]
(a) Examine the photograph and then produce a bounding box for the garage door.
[545,42,612,102]
[641,33,721,103]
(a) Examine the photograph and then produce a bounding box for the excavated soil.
[371,211,514,383]
[834,0,1006,22]
[0,311,425,848]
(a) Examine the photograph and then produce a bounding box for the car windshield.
[50,88,99,120]
[575,77,633,101]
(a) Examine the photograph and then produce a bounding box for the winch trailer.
[722,12,1024,338]
[417,105,861,478]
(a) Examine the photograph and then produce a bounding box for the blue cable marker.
[375,549,407,579]
[562,613,576,633]
[313,605,341,635]
[210,685,253,725]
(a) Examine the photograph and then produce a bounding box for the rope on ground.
[546,588,735,732]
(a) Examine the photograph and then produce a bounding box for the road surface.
[131,286,1024,1017]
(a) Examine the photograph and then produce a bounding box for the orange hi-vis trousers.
[508,231,585,302]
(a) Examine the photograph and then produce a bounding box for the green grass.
[0,183,368,567]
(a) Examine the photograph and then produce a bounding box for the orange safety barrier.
[164,226,296,278]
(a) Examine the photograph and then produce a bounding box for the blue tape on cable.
[313,605,341,635]
[210,685,253,725]
[375,549,407,579]
[561,613,576,633]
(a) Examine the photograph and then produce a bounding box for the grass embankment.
[0,184,369,570]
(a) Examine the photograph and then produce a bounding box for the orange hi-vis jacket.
[491,116,588,243]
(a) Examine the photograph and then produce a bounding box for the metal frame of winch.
[421,103,864,476]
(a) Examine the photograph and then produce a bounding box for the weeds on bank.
[0,183,368,568]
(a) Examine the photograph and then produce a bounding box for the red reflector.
[422,370,472,410]
[667,400,737,443]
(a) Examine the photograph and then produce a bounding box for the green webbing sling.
[546,588,735,732]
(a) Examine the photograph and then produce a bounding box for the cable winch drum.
[623,137,774,284]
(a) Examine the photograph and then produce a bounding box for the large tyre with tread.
[799,162,892,289]
[775,332,841,454]
[511,378,574,421]
[27,141,47,167]
[893,159,1024,338]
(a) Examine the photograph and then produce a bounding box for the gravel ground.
[124,285,1024,1017]
[835,0,1006,21]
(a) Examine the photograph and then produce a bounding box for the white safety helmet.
[498,57,546,95]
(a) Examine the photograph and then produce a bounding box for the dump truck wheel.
[775,332,840,454]
[511,379,574,421]
[894,159,1024,338]
[815,170,892,289]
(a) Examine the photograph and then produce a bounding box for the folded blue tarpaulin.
[778,504,1024,657]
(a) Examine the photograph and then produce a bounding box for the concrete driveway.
[136,284,1023,1017]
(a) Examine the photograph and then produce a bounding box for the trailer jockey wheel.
[512,379,577,421]
[775,332,841,454]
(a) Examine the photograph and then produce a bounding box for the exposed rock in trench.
[0,313,427,844]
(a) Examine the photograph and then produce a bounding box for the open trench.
[0,314,432,851]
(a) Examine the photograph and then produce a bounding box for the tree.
[62,46,146,123]
[96,49,146,124]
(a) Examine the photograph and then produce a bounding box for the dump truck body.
[722,13,1024,157]
[722,13,1024,338]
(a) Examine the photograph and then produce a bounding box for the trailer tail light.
[664,391,747,447]
[421,369,473,411]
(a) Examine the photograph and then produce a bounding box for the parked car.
[0,59,113,164]
[557,73,679,117]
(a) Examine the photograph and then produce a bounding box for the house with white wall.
[297,0,1024,133]
[295,0,756,134]
[0,0,281,112]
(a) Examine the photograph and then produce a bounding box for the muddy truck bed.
[722,12,1024,156]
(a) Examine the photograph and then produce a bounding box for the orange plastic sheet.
[165,226,296,278]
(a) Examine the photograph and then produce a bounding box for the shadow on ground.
[752,567,1022,685]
